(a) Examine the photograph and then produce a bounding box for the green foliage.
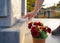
[27,0,35,12]
[33,30,48,39]
[40,31,48,39]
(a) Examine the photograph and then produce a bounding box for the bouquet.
[28,22,51,39]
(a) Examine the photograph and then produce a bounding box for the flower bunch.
[28,22,51,39]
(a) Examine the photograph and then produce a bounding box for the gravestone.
[0,0,21,27]
[0,0,26,43]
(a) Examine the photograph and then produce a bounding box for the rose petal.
[47,28,51,33]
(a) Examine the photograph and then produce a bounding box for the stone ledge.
[0,22,26,43]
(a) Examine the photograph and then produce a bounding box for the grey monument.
[0,0,26,43]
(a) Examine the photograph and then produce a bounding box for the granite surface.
[0,21,25,43]
[0,0,7,17]
[0,0,21,27]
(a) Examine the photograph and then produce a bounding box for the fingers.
[22,14,28,18]
[22,12,34,19]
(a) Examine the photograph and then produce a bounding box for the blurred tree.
[27,0,35,12]
[57,1,60,6]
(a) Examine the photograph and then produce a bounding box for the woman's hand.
[23,12,36,19]
[23,0,44,19]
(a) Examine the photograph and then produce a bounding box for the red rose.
[28,25,32,29]
[42,27,47,32]
[47,28,51,33]
[34,22,43,26]
[28,22,32,26]
[28,22,32,29]
[31,29,39,37]
[31,25,37,30]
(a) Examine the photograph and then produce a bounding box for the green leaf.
[40,31,48,39]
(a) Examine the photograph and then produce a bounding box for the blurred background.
[27,0,60,18]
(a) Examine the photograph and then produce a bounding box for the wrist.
[32,11,37,17]
[33,10,37,15]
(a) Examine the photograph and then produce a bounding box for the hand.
[23,12,36,19]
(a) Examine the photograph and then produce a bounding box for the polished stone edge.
[0,32,20,43]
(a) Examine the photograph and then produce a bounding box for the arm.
[33,0,44,15]
[24,0,44,18]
